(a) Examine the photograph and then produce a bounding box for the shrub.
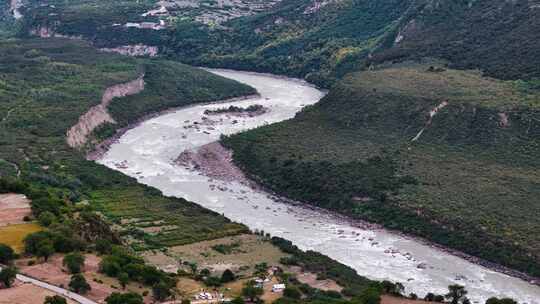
[69,274,91,294]
[44,295,68,304]
[63,252,85,274]
[283,286,301,299]
[105,292,144,304]
[0,266,17,288]
[221,269,235,283]
[38,211,56,227]
[0,244,15,264]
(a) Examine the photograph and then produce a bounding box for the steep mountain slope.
[168,0,540,86]
[377,0,540,81]
[21,0,540,86]
[223,62,540,277]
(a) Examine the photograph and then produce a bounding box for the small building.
[272,284,286,293]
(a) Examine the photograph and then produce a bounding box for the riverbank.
[175,140,540,288]
[97,69,540,302]
[87,93,260,160]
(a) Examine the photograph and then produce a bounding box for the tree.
[486,298,518,304]
[434,295,445,302]
[63,252,85,274]
[24,231,52,254]
[38,211,56,227]
[69,274,91,294]
[118,272,129,289]
[44,295,68,304]
[0,244,15,264]
[95,239,112,255]
[205,276,222,287]
[230,297,245,304]
[381,280,404,296]
[242,280,263,302]
[0,266,17,288]
[105,292,144,304]
[446,285,468,304]
[221,269,235,283]
[283,286,301,299]
[424,293,435,301]
[36,239,55,261]
[152,281,172,301]
[99,256,121,277]
[356,287,381,304]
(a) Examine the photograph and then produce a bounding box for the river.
[98,69,540,304]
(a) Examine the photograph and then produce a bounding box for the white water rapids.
[98,69,540,304]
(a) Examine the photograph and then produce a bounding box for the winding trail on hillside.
[0,265,97,304]
[98,69,540,304]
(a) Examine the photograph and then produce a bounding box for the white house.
[272,284,286,292]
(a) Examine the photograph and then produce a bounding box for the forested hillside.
[0,38,254,249]
[20,0,540,87]
[3,0,540,300]
[223,62,540,277]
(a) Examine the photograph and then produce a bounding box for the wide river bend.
[98,69,540,304]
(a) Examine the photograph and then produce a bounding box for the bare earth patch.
[0,283,76,304]
[293,270,342,292]
[0,193,31,226]
[381,295,431,304]
[17,254,152,303]
[145,234,286,276]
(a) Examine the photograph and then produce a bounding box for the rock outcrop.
[100,45,159,57]
[10,0,23,19]
[66,75,145,148]
[30,26,83,40]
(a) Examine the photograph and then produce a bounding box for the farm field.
[0,223,42,252]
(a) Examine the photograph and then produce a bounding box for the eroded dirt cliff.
[66,75,145,148]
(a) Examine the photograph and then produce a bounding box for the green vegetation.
[44,295,68,304]
[271,237,373,297]
[204,104,264,115]
[0,38,253,252]
[69,273,91,294]
[99,245,176,298]
[23,0,164,47]
[63,252,85,274]
[0,0,21,38]
[20,0,540,89]
[0,243,15,264]
[211,242,241,254]
[224,63,540,276]
[105,292,144,304]
[0,266,17,288]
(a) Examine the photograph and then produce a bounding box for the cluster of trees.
[0,243,17,289]
[204,104,264,115]
[99,246,176,301]
[44,295,67,304]
[24,228,86,262]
